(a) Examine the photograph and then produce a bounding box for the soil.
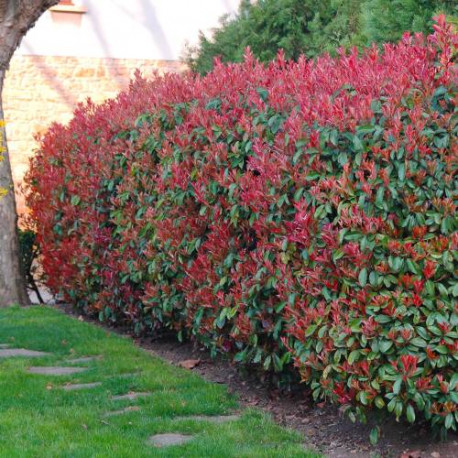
[53,303,458,458]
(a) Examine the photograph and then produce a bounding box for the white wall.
[17,0,240,60]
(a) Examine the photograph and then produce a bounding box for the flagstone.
[174,414,240,423]
[116,372,141,378]
[111,392,151,401]
[147,433,194,447]
[28,366,87,375]
[104,406,141,416]
[0,349,50,358]
[66,356,99,364]
[62,382,102,391]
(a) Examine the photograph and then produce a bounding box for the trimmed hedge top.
[26,16,457,438]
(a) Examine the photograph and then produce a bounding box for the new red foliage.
[26,16,457,434]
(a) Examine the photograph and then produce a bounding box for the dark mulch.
[53,303,458,458]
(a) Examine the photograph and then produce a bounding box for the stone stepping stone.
[66,356,99,364]
[0,344,10,349]
[104,406,141,417]
[117,372,141,378]
[106,372,141,380]
[174,414,240,424]
[111,392,150,401]
[62,382,102,391]
[147,433,194,447]
[28,366,87,375]
[0,349,50,358]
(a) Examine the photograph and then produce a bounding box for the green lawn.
[0,306,318,457]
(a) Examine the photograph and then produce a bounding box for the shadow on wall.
[23,42,77,109]
[88,0,176,86]
[87,3,127,88]
[20,0,182,108]
[115,0,174,60]
[140,0,174,60]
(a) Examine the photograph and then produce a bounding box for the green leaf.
[305,324,317,337]
[375,186,385,205]
[338,152,348,165]
[393,377,402,395]
[395,402,403,419]
[256,87,269,102]
[268,114,283,134]
[205,97,221,111]
[414,393,425,410]
[70,195,81,206]
[406,404,415,423]
[332,250,344,263]
[376,315,393,325]
[451,283,458,297]
[263,355,272,370]
[410,337,427,348]
[252,349,262,364]
[387,398,396,413]
[407,259,420,274]
[380,340,393,353]
[293,187,304,201]
[348,350,360,364]
[353,135,364,152]
[374,396,385,409]
[369,271,379,286]
[398,163,405,181]
[358,268,368,287]
[445,413,454,430]
[435,345,448,355]
[272,354,283,372]
[370,427,379,445]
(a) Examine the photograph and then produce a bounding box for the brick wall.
[3,54,185,216]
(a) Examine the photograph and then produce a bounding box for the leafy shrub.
[186,0,457,75]
[185,0,341,74]
[26,17,457,436]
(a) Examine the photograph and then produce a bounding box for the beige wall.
[3,54,184,216]
[4,1,242,216]
[18,1,240,60]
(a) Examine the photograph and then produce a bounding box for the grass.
[0,306,319,458]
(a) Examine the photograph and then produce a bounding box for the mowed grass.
[0,306,319,458]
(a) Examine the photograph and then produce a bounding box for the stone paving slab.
[66,356,100,364]
[28,366,87,375]
[104,406,141,416]
[111,392,151,401]
[0,349,50,358]
[147,433,194,447]
[116,372,141,379]
[62,382,102,391]
[174,414,240,424]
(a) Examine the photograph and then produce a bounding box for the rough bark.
[0,0,59,306]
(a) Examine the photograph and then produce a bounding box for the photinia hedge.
[26,16,457,437]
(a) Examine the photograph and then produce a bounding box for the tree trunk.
[0,0,59,306]
[0,71,29,306]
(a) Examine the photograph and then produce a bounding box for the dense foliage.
[186,0,457,74]
[27,18,457,438]
[363,0,457,43]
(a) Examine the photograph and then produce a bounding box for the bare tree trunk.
[0,71,29,306]
[0,0,59,306]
